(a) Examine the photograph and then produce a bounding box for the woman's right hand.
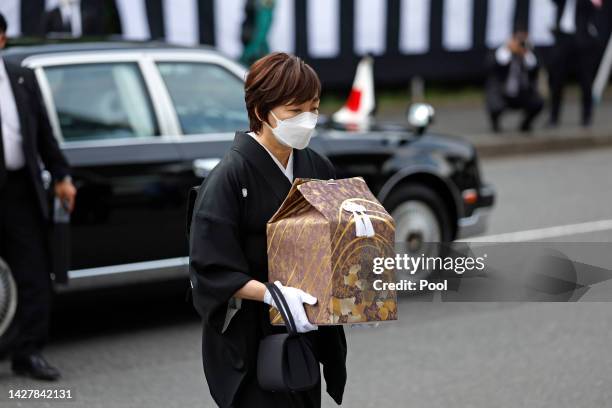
[263,281,318,333]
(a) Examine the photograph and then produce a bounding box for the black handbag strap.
[265,282,297,335]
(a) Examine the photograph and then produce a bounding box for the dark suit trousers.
[487,90,544,129]
[0,168,53,356]
[548,32,599,124]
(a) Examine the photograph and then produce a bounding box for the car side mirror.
[407,103,435,135]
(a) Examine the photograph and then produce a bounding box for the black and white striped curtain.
[1,0,606,86]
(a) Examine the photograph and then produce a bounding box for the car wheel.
[0,257,18,358]
[385,184,453,281]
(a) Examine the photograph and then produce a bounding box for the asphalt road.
[1,147,612,408]
[479,147,612,240]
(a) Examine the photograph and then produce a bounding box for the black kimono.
[189,131,347,408]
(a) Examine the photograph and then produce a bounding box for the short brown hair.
[244,52,321,133]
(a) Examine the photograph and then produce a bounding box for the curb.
[471,129,612,158]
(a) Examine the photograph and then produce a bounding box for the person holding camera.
[485,28,544,133]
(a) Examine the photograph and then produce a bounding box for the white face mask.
[265,110,318,150]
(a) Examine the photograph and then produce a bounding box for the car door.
[37,59,188,277]
[152,57,251,214]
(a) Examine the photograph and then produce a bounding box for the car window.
[45,63,159,142]
[157,62,249,134]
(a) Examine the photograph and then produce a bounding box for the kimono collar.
[231,131,312,202]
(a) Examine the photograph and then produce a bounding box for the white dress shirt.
[560,0,577,34]
[0,57,25,170]
[248,131,294,182]
[59,0,83,37]
[495,44,537,98]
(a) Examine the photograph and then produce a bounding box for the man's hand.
[54,179,77,213]
[508,38,526,56]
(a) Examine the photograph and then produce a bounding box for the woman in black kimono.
[189,52,347,407]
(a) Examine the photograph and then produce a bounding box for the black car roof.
[0,40,218,65]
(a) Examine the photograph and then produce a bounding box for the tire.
[0,257,18,357]
[384,184,453,281]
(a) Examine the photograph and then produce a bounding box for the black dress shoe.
[11,353,61,381]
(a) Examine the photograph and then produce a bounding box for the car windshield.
[157,62,249,134]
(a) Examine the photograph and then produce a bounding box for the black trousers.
[0,168,53,357]
[487,90,544,130]
[548,32,599,124]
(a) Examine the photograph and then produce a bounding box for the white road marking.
[458,219,612,243]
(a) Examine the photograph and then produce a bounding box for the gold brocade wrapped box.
[266,176,398,325]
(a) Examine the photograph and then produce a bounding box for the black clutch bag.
[257,282,320,392]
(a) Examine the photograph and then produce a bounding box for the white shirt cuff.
[495,45,512,65]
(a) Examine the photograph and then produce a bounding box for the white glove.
[263,280,318,333]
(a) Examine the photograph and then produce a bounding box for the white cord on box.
[343,202,375,237]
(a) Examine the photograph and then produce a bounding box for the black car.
[1,41,494,289]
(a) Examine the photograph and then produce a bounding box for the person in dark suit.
[0,13,76,381]
[548,0,603,127]
[41,0,82,36]
[485,29,544,133]
[41,0,119,37]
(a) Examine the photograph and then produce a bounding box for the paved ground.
[2,147,612,407]
[479,147,612,237]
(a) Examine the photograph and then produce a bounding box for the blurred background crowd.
[1,0,611,134]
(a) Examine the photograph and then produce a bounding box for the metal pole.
[592,32,612,105]
[411,76,425,103]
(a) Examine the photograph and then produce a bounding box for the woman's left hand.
[263,281,319,333]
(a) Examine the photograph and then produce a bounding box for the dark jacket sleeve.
[527,56,540,86]
[23,67,71,181]
[189,161,253,333]
[318,325,347,405]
